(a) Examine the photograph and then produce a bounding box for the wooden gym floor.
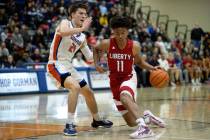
[0,85,210,140]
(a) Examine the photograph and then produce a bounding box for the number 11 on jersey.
[117,60,124,72]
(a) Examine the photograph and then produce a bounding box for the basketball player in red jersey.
[93,16,165,139]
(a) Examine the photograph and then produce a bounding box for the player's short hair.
[110,16,131,29]
[68,1,88,16]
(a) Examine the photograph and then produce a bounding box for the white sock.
[93,113,100,121]
[67,112,75,124]
[136,117,147,126]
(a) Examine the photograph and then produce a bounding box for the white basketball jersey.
[49,19,86,62]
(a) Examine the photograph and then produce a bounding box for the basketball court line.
[166,118,210,124]
[0,122,95,139]
[162,136,210,140]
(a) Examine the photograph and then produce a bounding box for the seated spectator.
[199,56,207,83]
[141,54,150,87]
[16,52,33,68]
[192,59,202,85]
[202,53,210,82]
[155,36,168,56]
[167,53,181,86]
[171,34,183,55]
[31,48,42,63]
[72,52,89,67]
[99,1,108,16]
[3,55,16,69]
[148,54,159,67]
[99,14,108,27]
[174,52,185,83]
[158,54,170,85]
[0,42,9,58]
[203,32,210,57]
[183,54,198,85]
[158,54,169,72]
[11,26,24,51]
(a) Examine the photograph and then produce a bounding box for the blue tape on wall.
[36,69,48,93]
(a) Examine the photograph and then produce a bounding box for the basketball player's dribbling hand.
[82,17,92,31]
[154,66,162,70]
[149,66,163,72]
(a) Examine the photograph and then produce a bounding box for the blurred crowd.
[0,0,210,86]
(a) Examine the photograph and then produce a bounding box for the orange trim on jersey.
[53,34,62,60]
[48,64,61,83]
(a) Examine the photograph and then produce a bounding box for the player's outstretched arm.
[80,40,93,63]
[57,17,92,37]
[93,39,109,73]
[133,41,156,71]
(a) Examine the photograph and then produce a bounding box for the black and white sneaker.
[91,119,113,128]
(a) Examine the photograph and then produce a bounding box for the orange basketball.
[149,69,169,88]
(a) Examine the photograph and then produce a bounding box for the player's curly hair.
[110,16,131,29]
[68,1,88,17]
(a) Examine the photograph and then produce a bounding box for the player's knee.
[120,93,130,105]
[66,82,80,93]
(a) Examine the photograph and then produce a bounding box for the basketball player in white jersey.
[47,1,113,136]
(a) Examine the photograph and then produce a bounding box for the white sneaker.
[143,110,166,128]
[196,79,201,86]
[191,79,197,86]
[170,82,176,87]
[129,125,154,139]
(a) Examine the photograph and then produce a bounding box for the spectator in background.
[31,48,42,63]
[3,55,16,69]
[183,54,196,85]
[1,27,9,42]
[20,24,31,46]
[99,14,108,27]
[158,54,169,75]
[0,42,10,68]
[172,33,183,55]
[191,24,205,59]
[174,52,185,84]
[155,36,168,56]
[136,54,150,87]
[16,52,33,68]
[202,53,210,82]
[72,52,89,67]
[167,52,181,86]
[148,54,159,67]
[107,7,118,22]
[137,26,150,44]
[7,13,20,32]
[0,7,8,25]
[0,42,9,58]
[11,26,24,50]
[32,27,47,50]
[203,32,210,57]
[99,1,108,16]
[192,58,202,85]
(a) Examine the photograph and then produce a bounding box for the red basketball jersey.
[107,38,134,78]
